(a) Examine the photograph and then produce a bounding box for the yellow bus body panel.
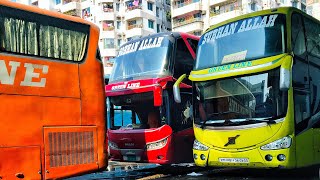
[192,54,302,168]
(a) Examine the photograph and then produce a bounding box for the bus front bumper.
[109,148,172,164]
[193,147,294,168]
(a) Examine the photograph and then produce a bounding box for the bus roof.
[119,32,199,49]
[0,0,99,31]
[205,7,312,33]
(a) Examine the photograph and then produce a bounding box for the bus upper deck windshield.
[195,14,286,70]
[109,36,173,83]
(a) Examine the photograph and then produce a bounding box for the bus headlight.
[145,137,168,151]
[109,141,119,150]
[193,139,209,151]
[260,136,292,150]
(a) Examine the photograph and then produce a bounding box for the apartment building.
[307,0,320,20]
[171,0,307,35]
[12,0,172,75]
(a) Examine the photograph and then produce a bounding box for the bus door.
[170,92,194,163]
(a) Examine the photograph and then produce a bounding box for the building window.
[117,39,122,47]
[116,3,120,11]
[82,7,91,20]
[301,4,306,12]
[102,21,114,31]
[148,20,154,29]
[126,0,142,10]
[117,21,121,29]
[250,3,256,11]
[156,7,159,17]
[103,38,115,49]
[127,20,142,30]
[147,2,153,11]
[32,1,38,6]
[102,3,113,12]
[194,31,202,36]
[292,1,297,7]
[55,0,61,4]
[157,24,160,33]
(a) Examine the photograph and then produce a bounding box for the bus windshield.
[194,68,288,126]
[195,14,286,70]
[109,36,173,83]
[108,92,169,130]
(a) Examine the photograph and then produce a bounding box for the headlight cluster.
[145,137,168,151]
[193,139,209,151]
[109,141,119,150]
[261,136,292,150]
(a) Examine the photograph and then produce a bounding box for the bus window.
[0,5,89,62]
[292,13,306,57]
[171,92,193,132]
[173,38,194,84]
[292,13,310,133]
[111,105,142,129]
[304,17,320,127]
[147,110,161,128]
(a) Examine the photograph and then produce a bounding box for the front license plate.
[127,155,136,161]
[218,158,249,163]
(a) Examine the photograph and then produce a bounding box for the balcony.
[99,12,115,21]
[60,0,81,13]
[124,5,143,20]
[126,24,143,38]
[98,0,114,2]
[209,9,242,26]
[100,31,116,39]
[209,0,231,6]
[100,48,117,58]
[63,9,81,17]
[127,24,143,30]
[101,20,115,31]
[172,0,202,18]
[173,18,203,33]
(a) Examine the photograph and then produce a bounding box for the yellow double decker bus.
[174,7,320,169]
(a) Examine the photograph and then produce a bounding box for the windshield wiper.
[200,112,231,128]
[245,117,277,124]
[201,118,209,128]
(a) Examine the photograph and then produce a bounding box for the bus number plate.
[219,158,249,163]
[127,155,137,161]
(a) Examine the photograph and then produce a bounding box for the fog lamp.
[265,154,273,161]
[193,154,198,160]
[277,154,286,161]
[200,154,206,160]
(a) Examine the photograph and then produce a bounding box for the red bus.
[0,1,107,179]
[105,32,199,164]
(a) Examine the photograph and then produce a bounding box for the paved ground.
[66,161,320,180]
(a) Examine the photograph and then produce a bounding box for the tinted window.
[174,38,194,82]
[0,5,89,62]
[171,92,193,131]
[292,13,310,133]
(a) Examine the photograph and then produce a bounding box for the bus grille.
[48,131,95,167]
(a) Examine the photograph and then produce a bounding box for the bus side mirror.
[173,74,187,103]
[280,67,290,91]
